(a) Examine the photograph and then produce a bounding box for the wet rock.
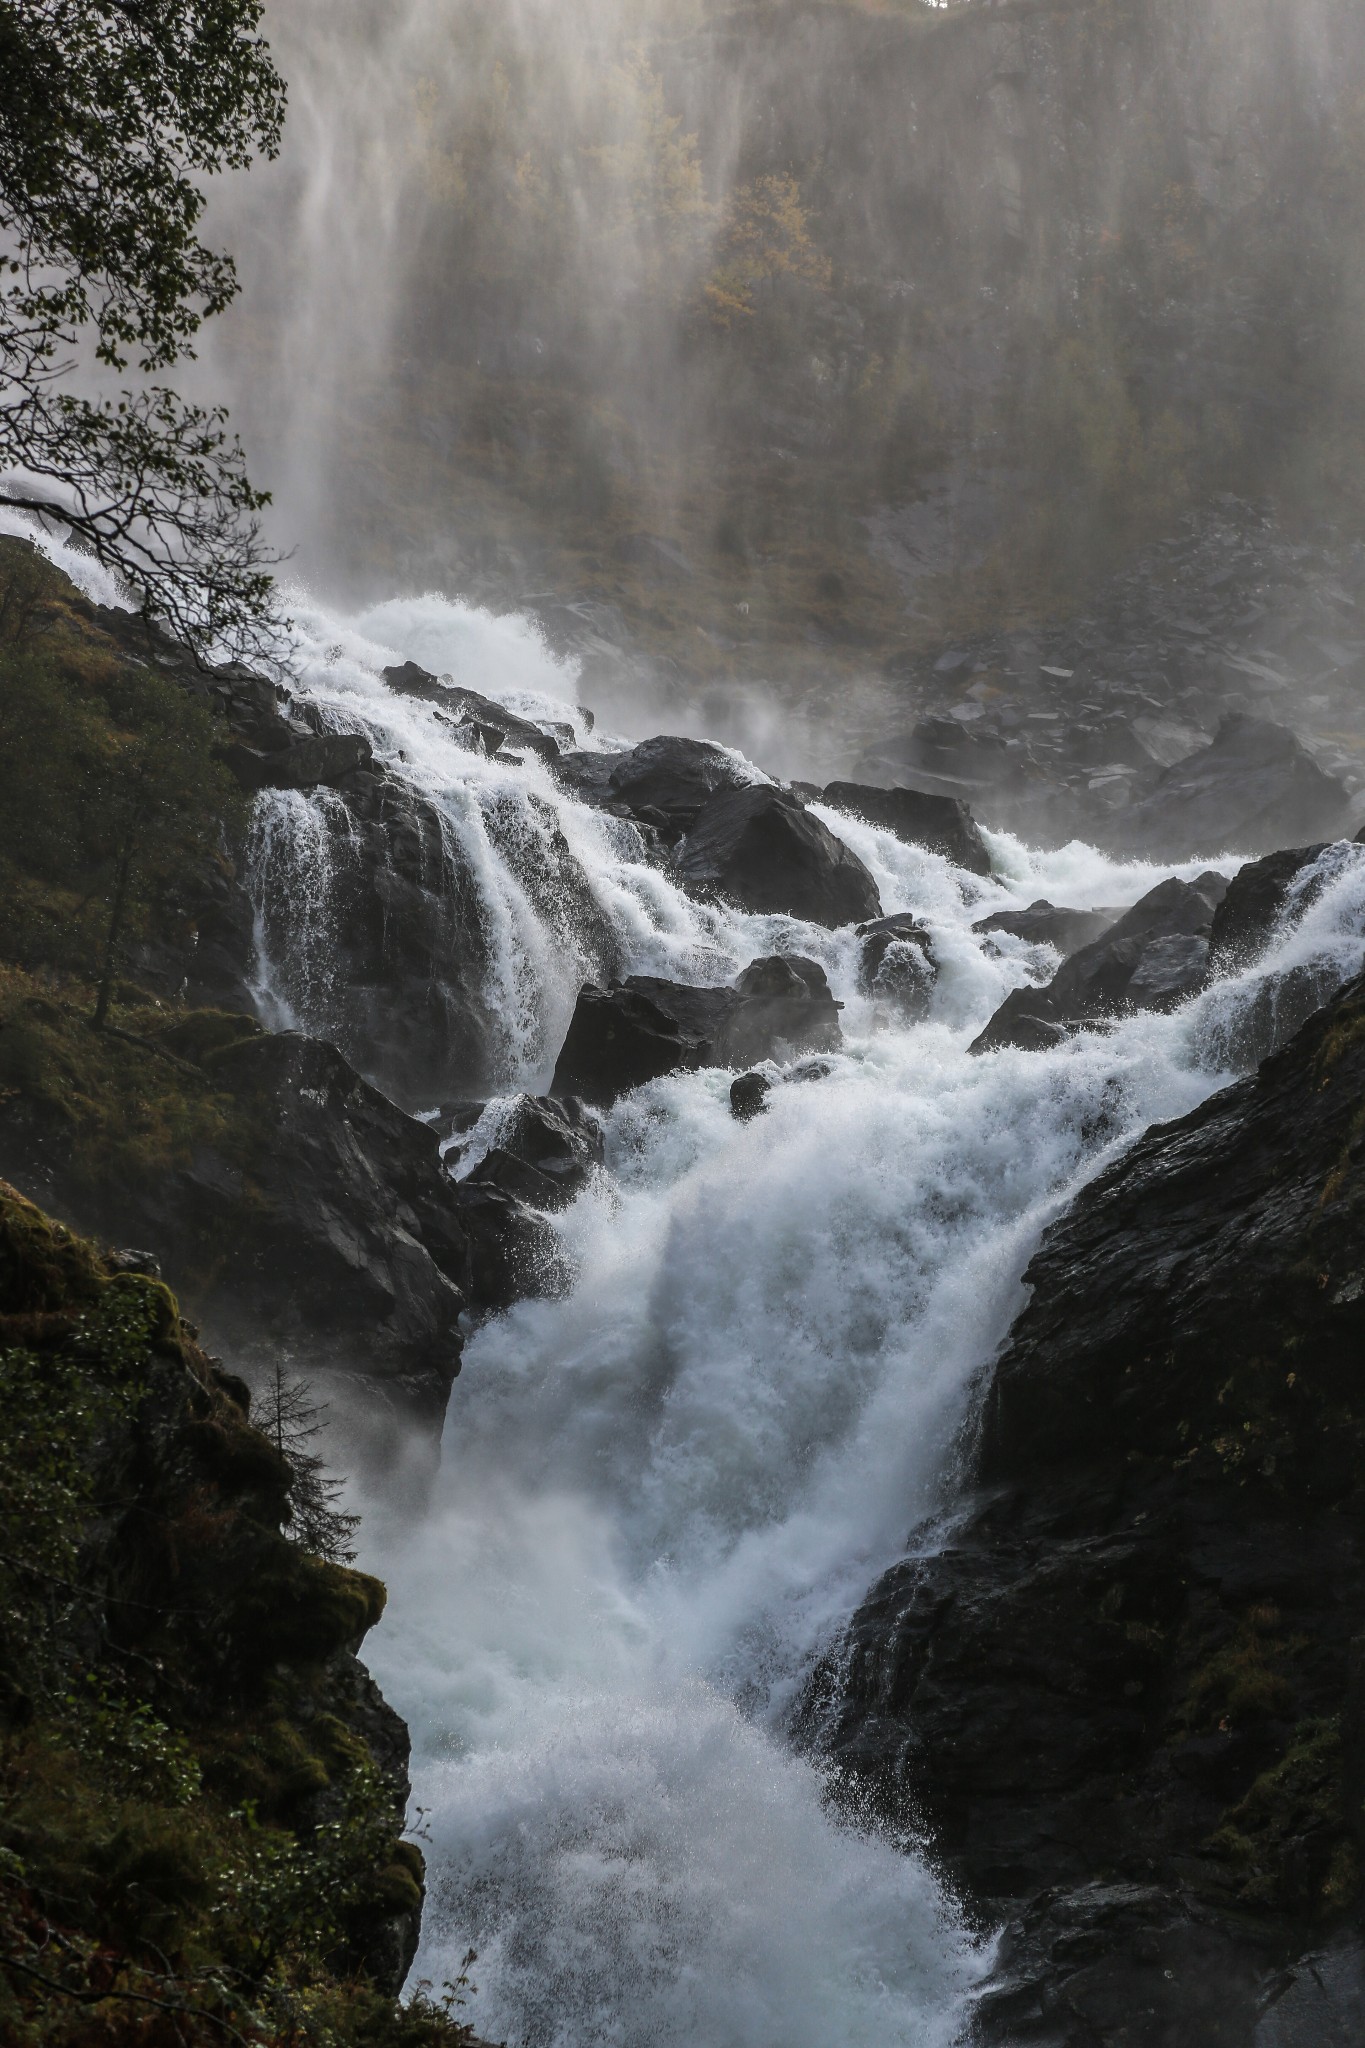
[381,660,562,761]
[1198,846,1346,1070]
[106,1247,163,1278]
[1125,931,1211,1008]
[1256,1938,1365,2047]
[972,872,1227,1051]
[551,958,843,1105]
[821,781,992,876]
[606,735,755,837]
[448,1177,565,1310]
[730,1072,772,1121]
[551,979,737,1104]
[452,716,507,756]
[856,913,938,1019]
[976,1883,1263,2047]
[1117,715,1350,859]
[0,1030,476,1440]
[973,900,1116,954]
[468,1094,604,1210]
[1210,846,1331,969]
[723,954,841,1065]
[255,760,616,1109]
[823,971,1365,2045]
[263,761,500,1108]
[677,785,882,927]
[552,748,624,807]
[199,1034,471,1419]
[223,730,373,791]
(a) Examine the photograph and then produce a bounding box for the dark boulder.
[1209,845,1330,969]
[723,955,842,1066]
[552,749,626,808]
[677,786,882,927]
[973,900,1116,955]
[1199,845,1346,1070]
[972,872,1228,1052]
[465,1094,604,1211]
[551,978,736,1104]
[607,735,754,835]
[1117,715,1350,859]
[822,970,1365,2044]
[223,730,372,792]
[822,781,992,876]
[196,1032,472,1420]
[903,715,1018,788]
[730,1072,772,1121]
[251,760,616,1109]
[448,1178,566,1310]
[856,913,938,1019]
[251,760,500,1108]
[381,660,563,761]
[551,958,843,1105]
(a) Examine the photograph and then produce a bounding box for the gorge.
[5,2,1365,2045]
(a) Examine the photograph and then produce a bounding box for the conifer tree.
[260,1362,361,1566]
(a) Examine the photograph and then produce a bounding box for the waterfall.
[244,590,1365,2046]
[13,512,1365,2043]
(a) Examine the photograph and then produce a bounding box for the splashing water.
[15,524,1365,2046]
[265,595,1365,2046]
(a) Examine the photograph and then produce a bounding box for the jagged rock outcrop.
[856,912,938,1019]
[823,780,993,876]
[271,757,501,1107]
[551,956,843,1104]
[89,599,376,794]
[224,725,373,790]
[0,1019,473,1441]
[602,734,756,839]
[0,1184,442,2039]
[821,971,1365,2046]
[972,871,1229,1052]
[973,900,1117,956]
[1116,716,1350,861]
[382,658,566,760]
[1209,845,1331,969]
[676,785,882,926]
[464,1093,604,1210]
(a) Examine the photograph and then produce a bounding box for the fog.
[199,0,1365,778]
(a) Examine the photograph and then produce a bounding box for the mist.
[189,0,1365,787]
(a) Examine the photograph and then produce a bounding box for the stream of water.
[13,522,1365,2045]
[250,590,1365,2048]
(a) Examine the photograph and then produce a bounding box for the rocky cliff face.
[0,1181,490,2047]
[821,968,1365,2044]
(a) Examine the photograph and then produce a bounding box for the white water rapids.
[14,525,1365,2045]
[249,588,1365,2048]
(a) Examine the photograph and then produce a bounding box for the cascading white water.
[243,589,1365,2047]
[13,520,1365,2044]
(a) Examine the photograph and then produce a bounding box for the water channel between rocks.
[158,582,1365,2045]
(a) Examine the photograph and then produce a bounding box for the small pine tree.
[260,1363,361,1566]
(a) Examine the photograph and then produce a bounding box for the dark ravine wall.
[819,967,1365,2044]
[0,1180,493,2047]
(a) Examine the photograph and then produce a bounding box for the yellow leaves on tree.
[703,174,833,328]
[580,50,712,266]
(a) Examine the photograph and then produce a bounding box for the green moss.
[0,1184,479,2047]
[1205,1718,1349,1916]
[1182,1618,1296,1733]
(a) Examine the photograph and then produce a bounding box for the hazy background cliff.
[198,0,1365,764]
